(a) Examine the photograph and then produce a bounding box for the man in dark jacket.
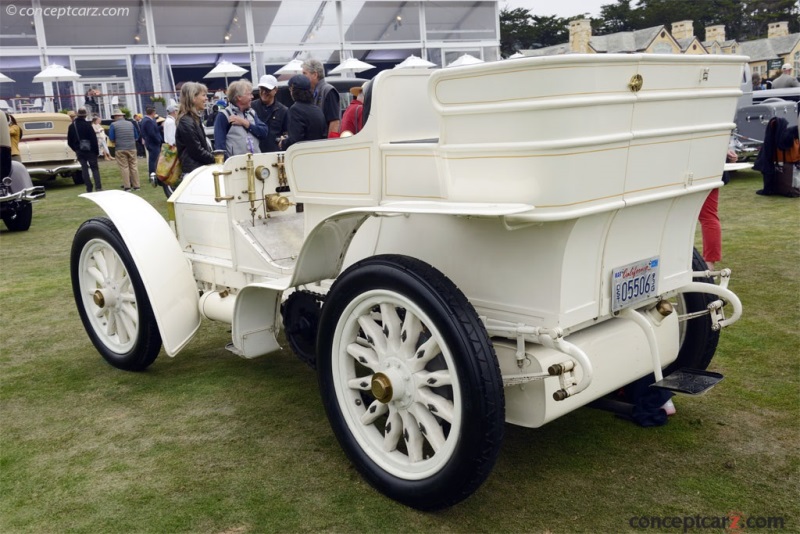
[141,106,163,178]
[251,74,288,153]
[279,75,327,151]
[302,59,340,138]
[67,107,102,192]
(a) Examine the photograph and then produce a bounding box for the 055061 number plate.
[611,257,659,312]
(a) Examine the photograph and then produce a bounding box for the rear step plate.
[650,368,724,395]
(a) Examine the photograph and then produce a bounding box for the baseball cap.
[258,74,278,90]
[215,99,226,107]
[166,104,177,112]
[782,63,792,70]
[289,74,311,91]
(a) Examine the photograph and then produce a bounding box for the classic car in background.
[16,112,83,185]
[1,110,46,231]
[733,66,800,160]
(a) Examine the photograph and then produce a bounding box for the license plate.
[611,257,659,312]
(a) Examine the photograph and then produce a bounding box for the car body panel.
[81,190,202,356]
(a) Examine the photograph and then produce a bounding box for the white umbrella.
[0,72,15,83]
[508,52,525,59]
[275,59,304,76]
[393,55,436,69]
[33,64,81,111]
[329,58,375,76]
[447,54,484,68]
[204,60,249,87]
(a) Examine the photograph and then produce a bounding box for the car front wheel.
[71,217,161,371]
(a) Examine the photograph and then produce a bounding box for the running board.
[650,368,723,396]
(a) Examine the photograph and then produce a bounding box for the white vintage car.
[70,54,744,510]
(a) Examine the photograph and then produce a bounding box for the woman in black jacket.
[172,82,214,196]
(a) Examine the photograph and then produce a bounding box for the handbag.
[156,143,182,186]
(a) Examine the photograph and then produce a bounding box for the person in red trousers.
[699,149,737,270]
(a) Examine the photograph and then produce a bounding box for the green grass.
[1,163,798,533]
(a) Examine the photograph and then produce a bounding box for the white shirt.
[163,115,177,145]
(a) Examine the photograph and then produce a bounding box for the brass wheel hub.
[93,290,105,308]
[371,372,393,403]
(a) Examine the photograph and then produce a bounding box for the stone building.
[521,18,799,83]
[739,22,800,79]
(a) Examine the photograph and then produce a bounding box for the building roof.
[523,25,671,56]
[739,33,800,61]
[591,26,663,53]
[522,43,571,57]
[701,39,737,49]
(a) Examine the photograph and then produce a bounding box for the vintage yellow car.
[16,112,83,184]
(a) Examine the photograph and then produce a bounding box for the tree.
[500,7,535,57]
[596,0,641,34]
[591,0,798,41]
[499,7,570,56]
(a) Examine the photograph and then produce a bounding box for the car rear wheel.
[71,217,161,371]
[2,202,32,232]
[668,247,721,372]
[317,254,505,510]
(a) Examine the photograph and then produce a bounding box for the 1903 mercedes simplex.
[70,54,744,510]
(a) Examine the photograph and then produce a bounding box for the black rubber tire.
[72,171,85,185]
[2,202,32,232]
[70,217,161,371]
[281,291,322,369]
[665,247,721,373]
[317,254,505,511]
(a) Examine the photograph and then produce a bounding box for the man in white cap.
[251,74,288,153]
[772,63,799,89]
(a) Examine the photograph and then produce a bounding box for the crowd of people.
[752,63,800,90]
[51,58,366,196]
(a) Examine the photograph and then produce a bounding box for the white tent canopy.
[447,54,484,67]
[32,64,81,111]
[393,55,436,69]
[0,72,15,83]
[204,60,249,86]
[274,59,304,76]
[329,57,375,75]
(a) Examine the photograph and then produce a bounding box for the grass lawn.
[1,162,798,533]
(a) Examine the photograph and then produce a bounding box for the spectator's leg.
[78,153,92,192]
[698,188,721,268]
[88,153,102,190]
[116,150,131,189]
[127,150,140,189]
[148,145,159,175]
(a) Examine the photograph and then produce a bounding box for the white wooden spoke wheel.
[318,255,504,511]
[71,218,161,371]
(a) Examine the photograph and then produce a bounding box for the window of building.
[152,1,247,45]
[425,2,496,42]
[40,0,146,46]
[0,0,36,47]
[344,1,421,43]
